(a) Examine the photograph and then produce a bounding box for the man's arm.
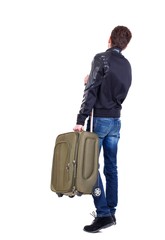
[73,75,89,132]
[73,55,104,131]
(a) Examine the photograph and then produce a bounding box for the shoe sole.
[83,222,114,233]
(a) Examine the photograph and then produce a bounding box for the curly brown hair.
[110,26,132,50]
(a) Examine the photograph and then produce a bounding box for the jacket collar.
[106,47,122,53]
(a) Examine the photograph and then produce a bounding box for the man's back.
[94,47,132,117]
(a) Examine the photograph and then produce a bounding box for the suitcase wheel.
[69,195,75,198]
[57,193,63,197]
[76,191,82,196]
[92,187,101,197]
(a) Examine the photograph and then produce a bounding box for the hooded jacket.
[76,47,132,125]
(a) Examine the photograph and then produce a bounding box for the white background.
[0,0,165,239]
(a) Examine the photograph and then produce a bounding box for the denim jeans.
[87,117,121,217]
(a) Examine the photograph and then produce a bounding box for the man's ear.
[108,37,112,48]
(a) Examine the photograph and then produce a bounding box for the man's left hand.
[73,125,84,132]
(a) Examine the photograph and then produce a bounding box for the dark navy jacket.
[76,47,132,125]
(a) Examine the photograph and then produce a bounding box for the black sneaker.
[83,216,114,233]
[112,215,116,225]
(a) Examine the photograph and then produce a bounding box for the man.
[73,26,132,233]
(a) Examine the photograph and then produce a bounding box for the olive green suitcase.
[50,112,99,197]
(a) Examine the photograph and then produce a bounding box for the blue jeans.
[87,117,121,217]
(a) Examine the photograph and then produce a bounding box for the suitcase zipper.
[72,133,79,194]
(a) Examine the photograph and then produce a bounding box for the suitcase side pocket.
[76,131,99,194]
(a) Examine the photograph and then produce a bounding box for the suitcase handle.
[90,108,94,132]
[84,81,94,133]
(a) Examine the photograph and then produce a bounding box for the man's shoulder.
[93,50,109,64]
[94,50,107,58]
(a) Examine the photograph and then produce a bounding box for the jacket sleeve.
[76,55,104,125]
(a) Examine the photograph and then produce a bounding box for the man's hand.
[84,74,89,85]
[73,125,84,132]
